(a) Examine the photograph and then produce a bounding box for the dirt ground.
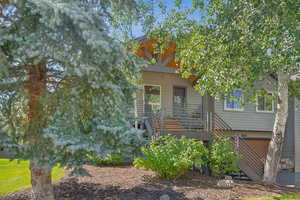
[4,165,300,200]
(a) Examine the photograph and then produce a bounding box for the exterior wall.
[136,70,203,115]
[278,98,300,186]
[221,130,271,139]
[0,149,11,158]
[141,64,176,74]
[282,98,295,160]
[277,171,295,185]
[137,68,300,184]
[215,98,276,131]
[244,138,270,158]
[215,79,276,131]
[295,99,300,175]
[295,172,300,186]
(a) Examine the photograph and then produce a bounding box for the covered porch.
[130,71,214,141]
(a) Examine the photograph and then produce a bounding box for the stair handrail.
[213,113,232,131]
[234,135,265,175]
[213,113,265,179]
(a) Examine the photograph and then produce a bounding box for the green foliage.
[0,0,147,173]
[146,0,298,183]
[147,0,299,99]
[289,81,300,100]
[88,153,124,166]
[209,137,240,176]
[134,135,208,179]
[244,194,300,200]
[0,159,64,195]
[134,135,240,179]
[102,154,124,166]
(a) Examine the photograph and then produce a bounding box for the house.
[133,37,300,185]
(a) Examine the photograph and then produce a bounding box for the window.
[256,93,274,113]
[224,89,244,111]
[144,85,161,113]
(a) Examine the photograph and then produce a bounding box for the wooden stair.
[235,137,265,180]
[238,160,262,181]
[155,119,186,132]
[155,118,205,132]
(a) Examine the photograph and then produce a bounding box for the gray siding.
[141,64,176,74]
[277,171,295,185]
[215,99,275,131]
[295,99,300,173]
[0,150,11,158]
[136,71,203,116]
[277,172,300,186]
[138,66,300,181]
[282,98,295,160]
[215,80,277,132]
[295,172,300,186]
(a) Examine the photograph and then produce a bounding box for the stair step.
[238,160,262,181]
[230,171,252,181]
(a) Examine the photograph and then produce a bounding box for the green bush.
[209,137,240,176]
[89,153,124,166]
[133,135,208,179]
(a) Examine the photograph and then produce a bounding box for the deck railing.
[127,105,266,180]
[127,103,212,140]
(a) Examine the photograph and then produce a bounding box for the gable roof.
[135,37,197,82]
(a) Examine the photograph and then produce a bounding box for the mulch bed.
[4,165,300,200]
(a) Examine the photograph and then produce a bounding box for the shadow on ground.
[55,177,192,200]
[4,166,300,200]
[5,177,198,200]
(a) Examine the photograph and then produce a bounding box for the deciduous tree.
[149,0,299,184]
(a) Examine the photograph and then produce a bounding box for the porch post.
[206,95,215,133]
[160,106,165,136]
[235,135,240,149]
[134,93,138,129]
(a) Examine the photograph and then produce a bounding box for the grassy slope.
[0,159,64,195]
[244,194,300,200]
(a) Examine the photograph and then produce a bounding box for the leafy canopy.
[0,0,147,170]
[147,0,299,99]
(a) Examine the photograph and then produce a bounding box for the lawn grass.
[244,194,300,200]
[0,159,64,196]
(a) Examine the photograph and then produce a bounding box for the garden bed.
[4,165,300,200]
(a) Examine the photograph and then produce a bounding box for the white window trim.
[256,92,275,113]
[224,90,244,112]
[143,84,162,112]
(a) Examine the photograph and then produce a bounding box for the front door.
[173,87,186,117]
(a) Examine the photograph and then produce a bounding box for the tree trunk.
[30,161,55,200]
[26,62,55,199]
[263,72,289,184]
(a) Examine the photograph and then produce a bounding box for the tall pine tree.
[0,0,146,199]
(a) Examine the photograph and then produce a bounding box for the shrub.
[133,135,208,179]
[209,137,240,176]
[88,153,124,166]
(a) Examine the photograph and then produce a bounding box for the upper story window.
[224,89,244,111]
[144,85,161,113]
[256,92,274,113]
